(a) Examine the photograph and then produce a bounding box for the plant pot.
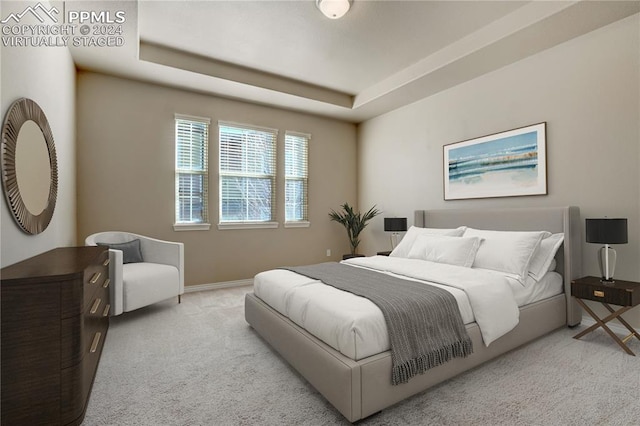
[342,253,365,260]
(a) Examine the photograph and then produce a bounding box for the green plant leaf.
[328,202,381,254]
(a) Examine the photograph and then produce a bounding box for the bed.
[244,206,582,422]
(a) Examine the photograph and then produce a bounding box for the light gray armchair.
[85,231,184,316]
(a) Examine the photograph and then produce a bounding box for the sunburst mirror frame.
[1,98,58,235]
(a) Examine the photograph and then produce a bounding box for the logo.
[1,2,127,48]
[1,3,59,24]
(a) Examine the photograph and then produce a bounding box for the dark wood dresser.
[1,246,110,425]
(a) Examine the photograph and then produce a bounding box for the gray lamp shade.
[585,218,628,244]
[384,217,407,232]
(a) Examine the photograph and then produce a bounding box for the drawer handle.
[103,259,110,266]
[103,278,110,289]
[90,272,101,284]
[103,304,110,317]
[90,298,102,314]
[90,332,102,353]
[594,290,605,298]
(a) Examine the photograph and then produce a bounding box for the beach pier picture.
[443,123,547,200]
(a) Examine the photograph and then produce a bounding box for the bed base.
[245,292,565,422]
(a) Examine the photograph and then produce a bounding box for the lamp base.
[597,245,617,283]
[389,232,399,250]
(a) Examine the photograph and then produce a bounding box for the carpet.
[83,286,640,425]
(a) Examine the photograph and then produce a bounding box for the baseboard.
[184,279,253,293]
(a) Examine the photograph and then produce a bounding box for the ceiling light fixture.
[316,0,351,20]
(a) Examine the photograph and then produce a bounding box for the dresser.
[1,246,110,425]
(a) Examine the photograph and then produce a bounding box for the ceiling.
[69,0,640,122]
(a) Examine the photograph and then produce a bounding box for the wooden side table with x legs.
[571,276,640,355]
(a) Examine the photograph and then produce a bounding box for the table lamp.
[586,218,628,283]
[384,217,407,250]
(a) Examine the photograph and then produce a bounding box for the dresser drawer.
[61,320,107,425]
[571,278,639,306]
[572,284,631,305]
[83,251,110,311]
[77,317,108,423]
[61,315,83,369]
[60,364,83,425]
[60,249,109,319]
[86,281,111,320]
[61,283,110,369]
[61,300,108,424]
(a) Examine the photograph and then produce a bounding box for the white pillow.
[407,235,482,267]
[390,226,466,258]
[463,228,549,284]
[528,233,564,281]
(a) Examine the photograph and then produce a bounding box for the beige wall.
[0,13,77,267]
[76,72,357,285]
[358,16,639,322]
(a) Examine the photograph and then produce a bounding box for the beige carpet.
[84,286,640,425]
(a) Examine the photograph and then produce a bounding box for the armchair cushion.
[97,239,144,264]
[122,263,180,313]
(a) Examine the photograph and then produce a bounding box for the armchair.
[85,231,184,316]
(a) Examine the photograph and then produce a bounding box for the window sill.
[284,221,310,228]
[217,221,279,230]
[173,223,211,231]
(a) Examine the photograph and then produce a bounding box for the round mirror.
[15,120,52,215]
[1,98,58,235]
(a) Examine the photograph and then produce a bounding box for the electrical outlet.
[326,249,331,257]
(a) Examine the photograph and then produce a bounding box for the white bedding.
[253,256,563,361]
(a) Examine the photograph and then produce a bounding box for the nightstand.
[571,276,640,355]
[377,251,391,256]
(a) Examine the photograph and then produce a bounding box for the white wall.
[0,34,77,267]
[358,16,639,319]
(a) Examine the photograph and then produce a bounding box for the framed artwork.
[443,122,547,201]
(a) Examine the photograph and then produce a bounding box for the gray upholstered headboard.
[414,206,582,326]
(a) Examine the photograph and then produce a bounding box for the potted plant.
[329,202,381,259]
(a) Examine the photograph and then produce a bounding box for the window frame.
[284,131,310,228]
[173,114,211,231]
[217,121,279,230]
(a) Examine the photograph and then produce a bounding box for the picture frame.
[443,122,547,201]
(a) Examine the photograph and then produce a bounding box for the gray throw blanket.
[283,262,473,385]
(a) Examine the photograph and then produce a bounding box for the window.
[219,122,277,228]
[175,114,210,230]
[285,132,309,225]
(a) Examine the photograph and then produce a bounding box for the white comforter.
[254,256,524,360]
[343,256,520,346]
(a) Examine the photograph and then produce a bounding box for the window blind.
[175,115,210,224]
[285,132,309,222]
[219,122,277,223]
